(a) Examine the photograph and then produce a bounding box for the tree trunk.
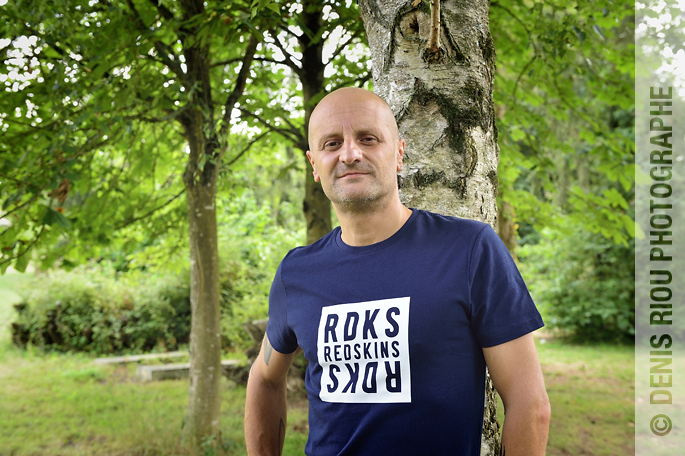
[358,0,501,453]
[495,199,517,258]
[303,163,333,244]
[299,0,332,245]
[181,110,223,450]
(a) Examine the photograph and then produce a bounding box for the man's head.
[306,87,405,213]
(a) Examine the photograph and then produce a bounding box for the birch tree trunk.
[359,1,501,453]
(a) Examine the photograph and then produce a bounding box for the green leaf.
[578,129,596,145]
[621,214,635,238]
[2,191,24,210]
[42,207,72,230]
[571,25,585,43]
[509,127,526,142]
[592,25,605,40]
[603,188,628,209]
[14,251,30,273]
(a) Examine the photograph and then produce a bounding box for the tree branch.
[219,34,259,138]
[124,0,187,84]
[0,192,43,221]
[153,42,187,85]
[355,72,373,87]
[212,56,287,68]
[276,112,303,140]
[114,188,186,230]
[512,54,537,106]
[225,131,270,167]
[124,104,190,124]
[146,0,176,22]
[328,71,373,93]
[268,31,304,78]
[427,0,440,53]
[0,224,45,267]
[238,108,302,145]
[277,23,302,40]
[490,2,531,36]
[324,28,362,67]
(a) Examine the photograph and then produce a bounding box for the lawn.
[498,338,635,456]
[0,275,634,455]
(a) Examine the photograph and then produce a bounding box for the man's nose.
[339,138,363,164]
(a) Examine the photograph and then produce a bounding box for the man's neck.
[334,198,413,247]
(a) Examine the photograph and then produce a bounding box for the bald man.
[244,88,550,456]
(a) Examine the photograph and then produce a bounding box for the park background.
[0,0,657,454]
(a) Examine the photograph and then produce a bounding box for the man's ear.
[306,150,320,182]
[396,138,406,172]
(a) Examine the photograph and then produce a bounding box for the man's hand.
[482,333,551,456]
[245,335,301,456]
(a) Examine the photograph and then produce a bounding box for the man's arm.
[245,335,301,456]
[482,333,551,456]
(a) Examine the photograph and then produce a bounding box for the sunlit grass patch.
[0,343,309,456]
[496,338,634,456]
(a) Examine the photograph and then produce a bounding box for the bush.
[11,266,191,354]
[519,228,634,343]
[10,240,283,354]
[10,187,304,355]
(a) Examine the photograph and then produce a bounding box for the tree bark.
[179,101,223,449]
[176,1,257,448]
[303,163,333,244]
[358,0,501,453]
[183,165,223,449]
[495,199,517,258]
[299,0,332,245]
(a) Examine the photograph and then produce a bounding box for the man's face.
[306,89,405,213]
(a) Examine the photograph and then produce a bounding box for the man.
[245,87,550,456]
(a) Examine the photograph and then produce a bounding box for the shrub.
[10,248,277,354]
[518,228,634,343]
[10,191,303,355]
[10,266,191,354]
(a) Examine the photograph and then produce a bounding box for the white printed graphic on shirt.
[317,297,411,403]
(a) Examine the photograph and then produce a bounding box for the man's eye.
[325,141,341,148]
[360,137,377,143]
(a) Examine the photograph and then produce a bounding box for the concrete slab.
[93,351,188,365]
[137,359,242,382]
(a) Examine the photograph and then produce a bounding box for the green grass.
[496,338,635,456]
[0,276,634,455]
[0,273,307,455]
[0,346,309,456]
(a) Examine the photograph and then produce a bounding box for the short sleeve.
[468,225,544,347]
[265,261,299,354]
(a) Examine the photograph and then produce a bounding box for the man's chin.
[331,192,384,212]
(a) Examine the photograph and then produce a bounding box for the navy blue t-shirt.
[266,209,543,456]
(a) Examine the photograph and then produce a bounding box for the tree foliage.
[491,0,634,245]
[489,0,635,340]
[1,0,261,271]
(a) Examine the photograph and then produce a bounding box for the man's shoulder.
[413,209,491,238]
[280,227,340,263]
